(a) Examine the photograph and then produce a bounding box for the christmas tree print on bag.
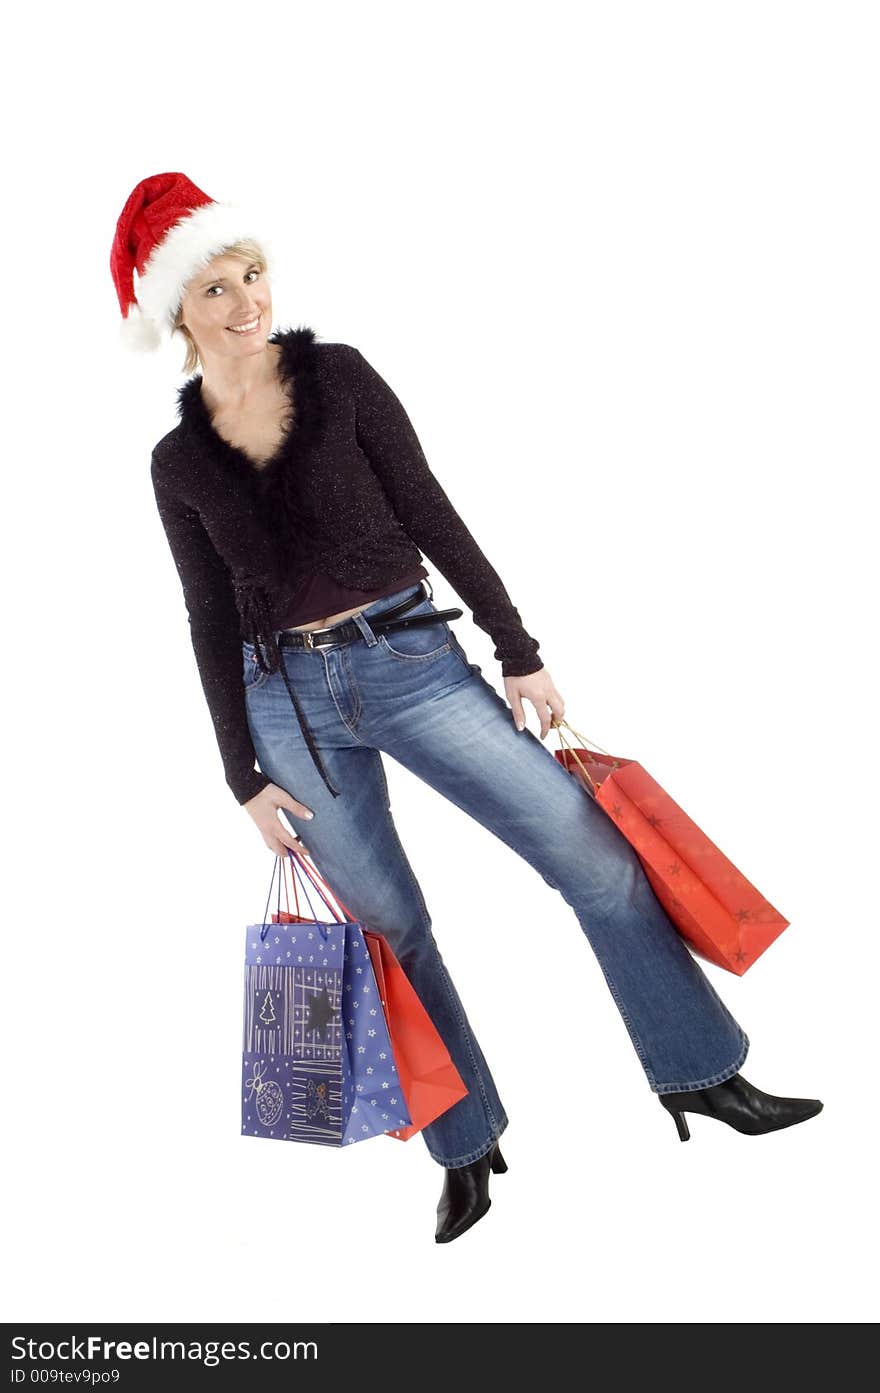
[242,849,412,1147]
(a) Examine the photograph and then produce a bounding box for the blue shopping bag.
[242,849,412,1147]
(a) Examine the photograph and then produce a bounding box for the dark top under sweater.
[276,562,428,628]
[150,325,543,805]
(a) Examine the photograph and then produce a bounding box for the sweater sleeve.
[346,346,543,677]
[150,452,273,806]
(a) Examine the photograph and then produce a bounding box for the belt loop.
[423,576,434,601]
[351,611,380,647]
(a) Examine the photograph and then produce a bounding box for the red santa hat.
[110,171,276,351]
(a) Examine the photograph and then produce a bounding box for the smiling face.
[178,250,273,363]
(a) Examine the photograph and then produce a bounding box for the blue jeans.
[243,582,749,1167]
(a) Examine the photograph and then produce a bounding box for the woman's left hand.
[503,667,564,739]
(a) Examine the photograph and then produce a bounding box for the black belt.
[273,581,463,798]
[278,581,462,650]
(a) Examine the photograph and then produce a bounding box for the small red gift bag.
[287,848,468,1138]
[551,717,790,975]
[362,930,468,1141]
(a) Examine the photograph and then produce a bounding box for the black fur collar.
[174,324,324,490]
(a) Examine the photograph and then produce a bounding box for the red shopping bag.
[287,848,468,1138]
[552,717,790,975]
[362,931,469,1141]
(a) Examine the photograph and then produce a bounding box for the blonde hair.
[172,239,269,375]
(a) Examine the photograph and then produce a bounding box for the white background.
[4,1,877,1325]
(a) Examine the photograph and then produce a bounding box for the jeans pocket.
[376,601,452,661]
[447,630,479,676]
[242,642,272,692]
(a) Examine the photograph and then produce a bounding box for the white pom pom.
[118,303,164,352]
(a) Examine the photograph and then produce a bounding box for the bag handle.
[285,847,346,923]
[258,842,364,944]
[285,845,360,925]
[550,714,612,754]
[259,854,282,942]
[281,853,307,918]
[550,715,615,796]
[260,849,332,944]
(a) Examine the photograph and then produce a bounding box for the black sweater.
[150,326,543,805]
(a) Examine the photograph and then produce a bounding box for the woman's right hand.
[244,782,314,857]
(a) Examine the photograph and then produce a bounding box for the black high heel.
[435,1140,507,1244]
[659,1072,823,1142]
[490,1143,508,1174]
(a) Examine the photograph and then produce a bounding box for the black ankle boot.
[435,1141,508,1244]
[659,1072,823,1142]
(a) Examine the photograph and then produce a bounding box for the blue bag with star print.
[242,848,412,1147]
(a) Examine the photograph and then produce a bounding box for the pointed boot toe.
[659,1072,824,1141]
[434,1141,505,1244]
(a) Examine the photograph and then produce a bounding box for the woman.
[112,172,823,1244]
